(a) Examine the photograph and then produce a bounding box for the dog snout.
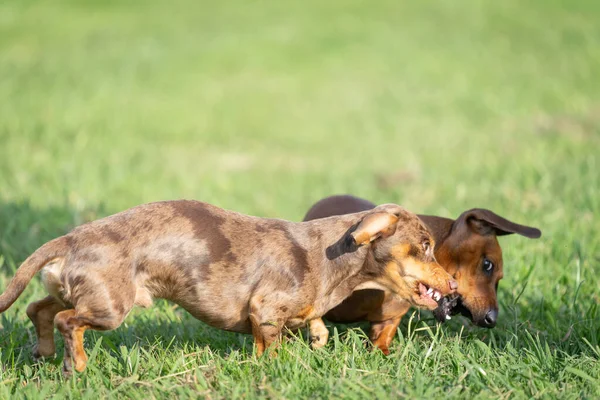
[449,279,458,291]
[482,308,498,328]
[433,267,458,296]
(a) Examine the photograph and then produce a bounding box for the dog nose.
[483,308,498,328]
[449,280,458,291]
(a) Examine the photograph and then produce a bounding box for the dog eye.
[422,241,430,252]
[483,258,494,274]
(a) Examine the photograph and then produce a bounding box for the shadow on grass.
[100,302,256,357]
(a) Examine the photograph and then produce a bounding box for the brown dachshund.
[0,200,456,375]
[304,195,541,354]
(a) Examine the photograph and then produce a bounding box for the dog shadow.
[99,304,255,357]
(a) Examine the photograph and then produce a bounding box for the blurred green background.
[0,0,599,398]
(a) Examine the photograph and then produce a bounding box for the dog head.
[430,209,541,327]
[328,204,458,310]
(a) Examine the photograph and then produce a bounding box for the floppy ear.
[350,212,399,246]
[458,208,541,239]
[325,210,401,260]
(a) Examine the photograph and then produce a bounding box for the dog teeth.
[446,315,451,320]
[427,288,433,295]
[433,292,441,301]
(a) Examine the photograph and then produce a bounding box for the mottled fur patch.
[169,201,237,263]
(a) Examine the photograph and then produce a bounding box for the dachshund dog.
[304,195,541,354]
[0,200,456,374]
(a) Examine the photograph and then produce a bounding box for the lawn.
[0,0,599,398]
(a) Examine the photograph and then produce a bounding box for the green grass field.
[1,0,599,398]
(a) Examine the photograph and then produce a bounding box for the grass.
[0,0,599,398]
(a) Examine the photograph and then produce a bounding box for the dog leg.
[249,316,281,357]
[370,317,401,356]
[249,297,286,357]
[54,309,91,375]
[26,296,66,360]
[250,313,266,355]
[54,305,129,375]
[309,318,329,349]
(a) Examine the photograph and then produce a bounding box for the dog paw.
[32,345,51,361]
[375,346,390,356]
[32,343,56,361]
[61,358,75,378]
[62,366,73,378]
[310,335,327,349]
[32,347,42,361]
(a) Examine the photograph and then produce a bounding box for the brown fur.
[304,195,541,354]
[0,199,456,375]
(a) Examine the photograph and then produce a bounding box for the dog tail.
[0,236,69,313]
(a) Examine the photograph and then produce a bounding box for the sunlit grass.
[0,0,599,398]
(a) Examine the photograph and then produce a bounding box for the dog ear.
[350,211,399,246]
[326,205,405,260]
[458,209,541,239]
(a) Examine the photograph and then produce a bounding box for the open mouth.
[417,282,444,307]
[432,293,460,322]
[432,295,477,323]
[452,298,473,320]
